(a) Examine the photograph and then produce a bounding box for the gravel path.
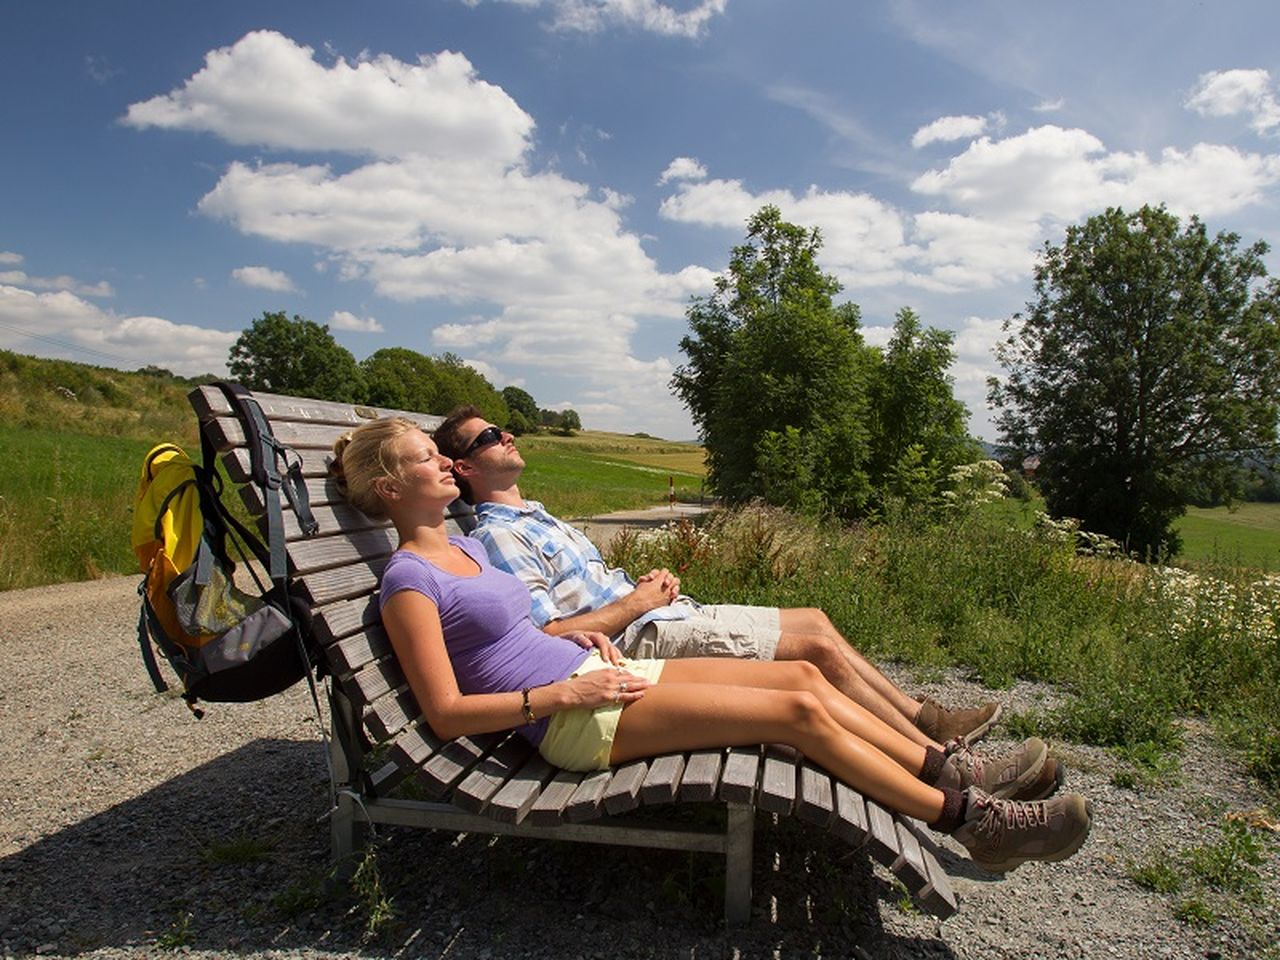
[1,572,1276,959]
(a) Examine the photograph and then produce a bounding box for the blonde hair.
[329,417,423,520]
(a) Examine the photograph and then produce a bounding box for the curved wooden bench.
[190,385,958,924]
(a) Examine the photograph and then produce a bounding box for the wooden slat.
[286,527,399,575]
[297,561,385,607]
[864,801,901,869]
[831,782,870,848]
[528,768,589,826]
[413,733,496,799]
[796,762,834,828]
[640,754,686,806]
[488,753,556,824]
[191,384,445,429]
[602,760,649,815]
[364,687,421,743]
[918,849,959,919]
[327,627,393,676]
[314,596,383,646]
[758,746,797,815]
[564,769,613,822]
[342,657,405,708]
[453,736,535,815]
[678,750,723,802]
[891,819,930,892]
[718,747,760,804]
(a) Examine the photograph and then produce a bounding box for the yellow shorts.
[538,651,665,771]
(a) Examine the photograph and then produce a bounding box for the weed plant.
[607,502,1280,789]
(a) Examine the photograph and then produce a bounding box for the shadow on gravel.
[0,739,957,959]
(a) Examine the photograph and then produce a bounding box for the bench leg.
[724,803,754,926]
[328,687,370,880]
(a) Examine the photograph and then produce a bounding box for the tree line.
[675,203,1280,556]
[227,312,581,435]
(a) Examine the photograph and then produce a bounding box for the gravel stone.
[2,575,1277,959]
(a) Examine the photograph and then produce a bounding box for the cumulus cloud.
[0,252,22,265]
[0,283,233,376]
[123,31,534,164]
[329,309,383,332]
[911,114,989,148]
[231,265,297,292]
[0,270,114,298]
[911,124,1280,220]
[658,156,707,183]
[1185,68,1280,134]
[461,0,729,38]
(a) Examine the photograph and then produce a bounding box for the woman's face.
[388,429,457,506]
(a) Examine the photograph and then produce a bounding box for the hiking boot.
[934,738,1055,801]
[916,697,1003,744]
[952,787,1093,873]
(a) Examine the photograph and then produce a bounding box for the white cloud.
[463,0,729,38]
[0,271,114,298]
[1186,69,1280,135]
[329,309,383,332]
[231,265,297,292]
[0,283,234,376]
[0,252,22,265]
[1033,98,1065,113]
[658,156,707,184]
[911,114,989,148]
[123,31,534,164]
[911,124,1280,220]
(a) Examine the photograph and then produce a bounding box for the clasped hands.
[634,567,680,610]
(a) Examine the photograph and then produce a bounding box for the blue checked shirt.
[471,499,694,636]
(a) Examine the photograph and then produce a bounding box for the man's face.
[454,417,525,483]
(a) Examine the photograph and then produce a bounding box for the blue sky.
[4,1,1279,440]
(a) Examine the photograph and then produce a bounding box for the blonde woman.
[330,418,1092,873]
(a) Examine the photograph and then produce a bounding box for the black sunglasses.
[462,424,504,457]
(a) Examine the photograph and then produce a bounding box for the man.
[433,407,1002,749]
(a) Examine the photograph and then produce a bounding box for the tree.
[866,308,979,509]
[502,386,540,433]
[671,206,876,516]
[989,205,1280,555]
[228,311,365,403]
[434,353,509,425]
[362,347,444,412]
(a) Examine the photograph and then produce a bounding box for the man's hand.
[636,567,681,602]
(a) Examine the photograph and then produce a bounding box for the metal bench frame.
[191,385,958,925]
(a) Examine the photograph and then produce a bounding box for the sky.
[3,1,1280,441]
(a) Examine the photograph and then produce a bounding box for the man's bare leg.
[776,608,936,748]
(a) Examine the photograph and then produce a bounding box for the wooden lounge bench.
[190,385,959,925]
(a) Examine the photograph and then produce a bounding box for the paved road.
[566,501,713,552]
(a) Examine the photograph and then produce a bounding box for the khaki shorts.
[539,651,666,772]
[623,603,781,661]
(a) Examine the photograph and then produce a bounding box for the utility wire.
[0,318,141,368]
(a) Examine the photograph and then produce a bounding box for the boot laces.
[973,793,1048,839]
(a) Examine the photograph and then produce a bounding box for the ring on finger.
[620,681,629,693]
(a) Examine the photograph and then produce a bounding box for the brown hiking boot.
[952,787,1093,873]
[933,738,1057,801]
[916,697,1003,744]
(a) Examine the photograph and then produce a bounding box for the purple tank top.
[378,537,590,744]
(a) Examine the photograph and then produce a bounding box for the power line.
[0,318,142,368]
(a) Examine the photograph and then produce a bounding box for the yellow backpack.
[132,384,318,715]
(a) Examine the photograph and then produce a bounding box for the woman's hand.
[566,666,650,709]
[563,630,624,666]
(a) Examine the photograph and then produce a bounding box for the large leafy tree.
[866,308,979,507]
[501,385,540,433]
[228,311,365,403]
[671,206,876,516]
[990,205,1280,554]
[362,347,444,412]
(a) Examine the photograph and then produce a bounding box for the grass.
[1176,502,1280,570]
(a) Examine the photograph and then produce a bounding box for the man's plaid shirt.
[471,499,693,635]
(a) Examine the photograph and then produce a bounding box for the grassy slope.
[1177,503,1280,571]
[0,352,706,589]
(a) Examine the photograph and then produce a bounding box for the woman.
[330,418,1092,874]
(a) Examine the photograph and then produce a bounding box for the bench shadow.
[0,739,957,958]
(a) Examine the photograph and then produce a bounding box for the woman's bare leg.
[611,681,945,823]
[656,658,928,773]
